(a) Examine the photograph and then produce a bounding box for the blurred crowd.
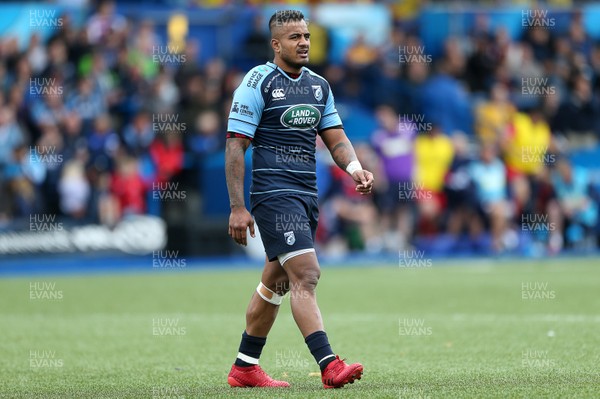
[0,1,225,229]
[317,11,600,255]
[0,1,599,255]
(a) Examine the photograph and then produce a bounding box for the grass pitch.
[1,258,599,398]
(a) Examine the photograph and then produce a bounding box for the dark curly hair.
[269,10,305,35]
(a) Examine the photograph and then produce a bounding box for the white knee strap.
[256,282,284,306]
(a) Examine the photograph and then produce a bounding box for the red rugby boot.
[227,364,290,388]
[321,355,363,389]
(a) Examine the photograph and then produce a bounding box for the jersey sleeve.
[227,72,265,139]
[318,84,343,132]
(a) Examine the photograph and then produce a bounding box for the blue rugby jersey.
[227,61,342,206]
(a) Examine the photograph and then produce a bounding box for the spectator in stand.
[30,90,68,129]
[567,11,593,58]
[85,50,118,105]
[147,71,180,113]
[475,82,515,145]
[93,171,119,227]
[4,144,45,220]
[110,155,145,217]
[86,0,127,46]
[66,76,106,129]
[26,33,48,75]
[149,132,184,184]
[320,144,381,254]
[522,23,554,63]
[301,14,329,74]
[469,143,514,252]
[413,124,454,235]
[420,46,473,135]
[87,114,119,172]
[466,34,497,94]
[371,105,415,250]
[370,30,410,111]
[36,124,66,213]
[502,107,552,217]
[7,172,39,218]
[189,109,222,184]
[42,38,76,83]
[344,34,378,102]
[548,157,598,250]
[444,133,478,247]
[199,59,225,110]
[123,110,154,156]
[11,144,46,195]
[62,112,87,162]
[132,20,160,59]
[0,106,24,170]
[243,15,271,66]
[345,34,378,69]
[552,73,600,149]
[58,160,90,220]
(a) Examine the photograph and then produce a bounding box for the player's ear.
[271,38,280,54]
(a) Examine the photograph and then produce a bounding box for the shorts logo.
[284,231,296,246]
[312,85,323,101]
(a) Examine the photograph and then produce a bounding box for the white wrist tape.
[346,160,362,176]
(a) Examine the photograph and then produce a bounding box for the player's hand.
[228,206,255,246]
[352,169,374,195]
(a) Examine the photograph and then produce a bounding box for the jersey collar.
[266,61,304,82]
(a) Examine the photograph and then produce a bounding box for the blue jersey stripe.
[254,145,314,154]
[264,104,325,112]
[228,117,258,127]
[250,188,318,196]
[253,168,316,174]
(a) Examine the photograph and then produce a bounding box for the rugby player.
[225,10,374,389]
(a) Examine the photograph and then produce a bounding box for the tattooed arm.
[225,137,255,245]
[320,128,374,195]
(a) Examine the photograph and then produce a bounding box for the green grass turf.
[1,258,599,398]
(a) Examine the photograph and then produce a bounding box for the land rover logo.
[280,105,321,129]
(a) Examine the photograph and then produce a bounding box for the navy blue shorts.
[251,194,319,262]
